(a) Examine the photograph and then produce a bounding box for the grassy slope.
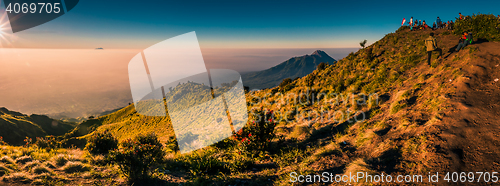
[0,108,76,146]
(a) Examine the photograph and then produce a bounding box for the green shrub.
[317,62,328,71]
[179,151,226,176]
[279,78,294,92]
[454,13,500,41]
[85,130,118,156]
[63,161,91,173]
[233,108,277,153]
[108,133,165,182]
[35,136,60,150]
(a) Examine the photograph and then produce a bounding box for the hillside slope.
[245,28,500,184]
[242,50,336,90]
[0,107,76,145]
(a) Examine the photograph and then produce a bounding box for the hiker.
[422,21,428,29]
[456,32,472,52]
[425,33,442,65]
[419,20,422,26]
[459,13,464,20]
[437,17,442,29]
[432,22,437,30]
[409,17,414,30]
[450,20,454,30]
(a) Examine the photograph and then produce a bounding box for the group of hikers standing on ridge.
[419,13,475,65]
[402,15,455,31]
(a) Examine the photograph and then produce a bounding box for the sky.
[0,0,497,49]
[1,0,500,118]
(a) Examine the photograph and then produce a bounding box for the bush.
[63,161,91,173]
[317,62,328,71]
[35,136,60,150]
[32,165,52,174]
[454,13,500,41]
[364,47,374,62]
[0,136,7,145]
[85,130,118,156]
[233,108,277,153]
[108,133,165,182]
[52,154,68,167]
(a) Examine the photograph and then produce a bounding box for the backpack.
[467,33,474,44]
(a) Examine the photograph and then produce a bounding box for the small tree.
[108,133,165,182]
[233,108,277,153]
[35,136,61,150]
[0,137,6,146]
[85,130,118,156]
[317,62,327,71]
[360,39,368,48]
[365,47,374,61]
[279,78,294,92]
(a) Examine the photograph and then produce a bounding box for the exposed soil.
[435,41,500,182]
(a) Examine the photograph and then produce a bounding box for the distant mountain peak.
[242,50,336,90]
[311,50,327,56]
[310,50,334,61]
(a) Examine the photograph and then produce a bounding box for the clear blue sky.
[1,0,499,49]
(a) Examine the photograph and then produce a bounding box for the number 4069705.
[444,172,499,183]
[6,3,62,14]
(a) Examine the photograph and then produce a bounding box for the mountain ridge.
[0,107,77,145]
[241,50,336,90]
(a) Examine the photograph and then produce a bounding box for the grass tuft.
[62,161,91,173]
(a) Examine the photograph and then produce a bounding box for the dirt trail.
[436,41,500,176]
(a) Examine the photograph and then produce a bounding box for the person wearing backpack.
[456,32,472,52]
[425,33,442,65]
[436,17,442,29]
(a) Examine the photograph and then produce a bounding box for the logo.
[128,31,248,153]
[3,0,79,33]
